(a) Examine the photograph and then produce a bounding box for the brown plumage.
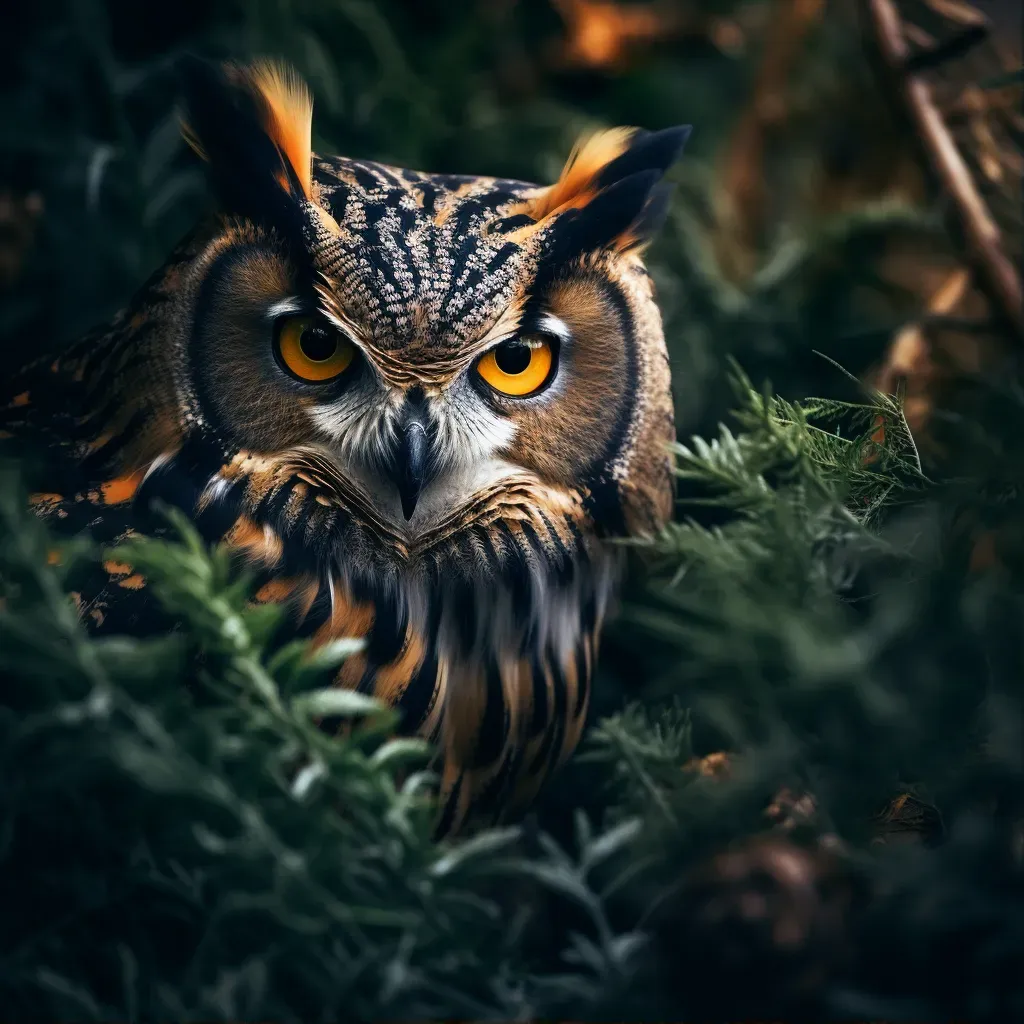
[1,59,690,836]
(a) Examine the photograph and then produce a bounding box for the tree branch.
[860,0,1024,342]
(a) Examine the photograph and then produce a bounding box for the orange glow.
[554,0,668,70]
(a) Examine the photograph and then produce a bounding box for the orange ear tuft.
[523,127,637,222]
[178,57,314,207]
[518,124,690,255]
[244,60,313,202]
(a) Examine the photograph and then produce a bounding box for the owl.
[2,59,687,835]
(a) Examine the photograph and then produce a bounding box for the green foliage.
[4,363,1024,1017]
[0,471,656,1020]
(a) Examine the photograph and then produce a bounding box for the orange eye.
[476,335,555,397]
[276,316,356,382]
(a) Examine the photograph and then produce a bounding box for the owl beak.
[397,421,427,520]
[392,393,431,520]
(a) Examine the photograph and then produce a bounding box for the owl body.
[2,61,687,833]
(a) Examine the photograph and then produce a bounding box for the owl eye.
[476,334,556,397]
[275,315,356,383]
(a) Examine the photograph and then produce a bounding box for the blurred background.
[3,1,1024,1020]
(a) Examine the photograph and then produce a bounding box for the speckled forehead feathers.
[310,158,545,356]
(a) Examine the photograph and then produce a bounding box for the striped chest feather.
[17,434,614,835]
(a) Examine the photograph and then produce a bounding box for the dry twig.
[860,0,1024,341]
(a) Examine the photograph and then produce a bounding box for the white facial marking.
[309,387,403,466]
[428,387,517,474]
[265,296,305,320]
[538,312,572,345]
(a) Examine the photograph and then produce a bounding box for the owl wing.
[1,363,163,635]
[0,261,189,636]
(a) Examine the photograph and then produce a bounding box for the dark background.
[2,1,1024,1020]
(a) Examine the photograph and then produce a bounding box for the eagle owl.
[2,60,687,835]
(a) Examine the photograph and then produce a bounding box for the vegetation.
[3,0,1024,1018]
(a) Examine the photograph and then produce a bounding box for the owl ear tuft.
[523,127,637,222]
[593,125,691,194]
[535,124,691,255]
[178,56,314,224]
[559,170,665,256]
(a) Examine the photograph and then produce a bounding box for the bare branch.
[860,0,1024,341]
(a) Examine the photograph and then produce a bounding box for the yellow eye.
[476,335,555,397]
[276,316,356,382]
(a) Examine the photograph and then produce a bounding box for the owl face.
[5,59,688,833]
[185,163,670,577]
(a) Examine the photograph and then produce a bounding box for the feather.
[594,125,691,191]
[541,169,661,264]
[612,180,675,253]
[177,56,313,225]
[521,126,637,222]
[245,59,314,202]
[519,122,690,255]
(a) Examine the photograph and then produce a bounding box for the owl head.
[7,58,688,831]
